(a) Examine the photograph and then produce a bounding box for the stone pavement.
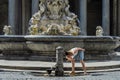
[0,71,120,80]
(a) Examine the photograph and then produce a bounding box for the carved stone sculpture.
[42,23,65,35]
[3,25,13,35]
[29,24,39,35]
[28,0,81,36]
[96,26,104,36]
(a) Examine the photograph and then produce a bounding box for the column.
[32,0,39,15]
[8,0,16,34]
[8,0,22,35]
[22,0,31,35]
[112,0,118,36]
[79,0,87,35]
[102,0,110,36]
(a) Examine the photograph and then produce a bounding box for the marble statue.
[96,26,104,36]
[3,25,13,35]
[28,0,81,36]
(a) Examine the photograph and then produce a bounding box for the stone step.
[0,54,113,61]
[0,60,120,72]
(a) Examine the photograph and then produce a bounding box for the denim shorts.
[73,51,84,60]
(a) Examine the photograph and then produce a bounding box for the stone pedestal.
[55,46,64,76]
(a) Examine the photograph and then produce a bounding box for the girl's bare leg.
[80,60,87,75]
[71,59,75,72]
[66,56,75,75]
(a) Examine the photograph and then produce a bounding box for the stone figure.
[3,25,13,35]
[65,5,75,19]
[46,0,64,19]
[29,24,39,35]
[28,0,81,36]
[29,1,45,26]
[96,26,104,36]
[39,25,47,33]
[71,27,81,36]
[29,13,40,26]
[39,0,45,16]
[42,23,65,35]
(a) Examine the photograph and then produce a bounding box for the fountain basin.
[0,35,119,60]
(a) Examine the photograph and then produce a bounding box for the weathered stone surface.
[0,35,119,60]
[28,0,80,36]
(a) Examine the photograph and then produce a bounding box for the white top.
[69,47,78,54]
[69,47,78,58]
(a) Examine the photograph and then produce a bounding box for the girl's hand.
[82,49,85,51]
[77,48,85,51]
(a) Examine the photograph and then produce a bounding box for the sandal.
[69,71,75,76]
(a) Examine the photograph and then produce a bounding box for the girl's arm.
[66,55,73,61]
[76,47,85,51]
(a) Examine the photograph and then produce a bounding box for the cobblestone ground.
[0,71,120,80]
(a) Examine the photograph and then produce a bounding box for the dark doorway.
[69,0,80,16]
[87,0,102,35]
[69,0,75,12]
[0,0,8,35]
[110,0,114,36]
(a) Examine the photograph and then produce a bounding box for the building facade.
[0,0,120,36]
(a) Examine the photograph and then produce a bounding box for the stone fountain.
[28,0,80,36]
[0,0,120,60]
